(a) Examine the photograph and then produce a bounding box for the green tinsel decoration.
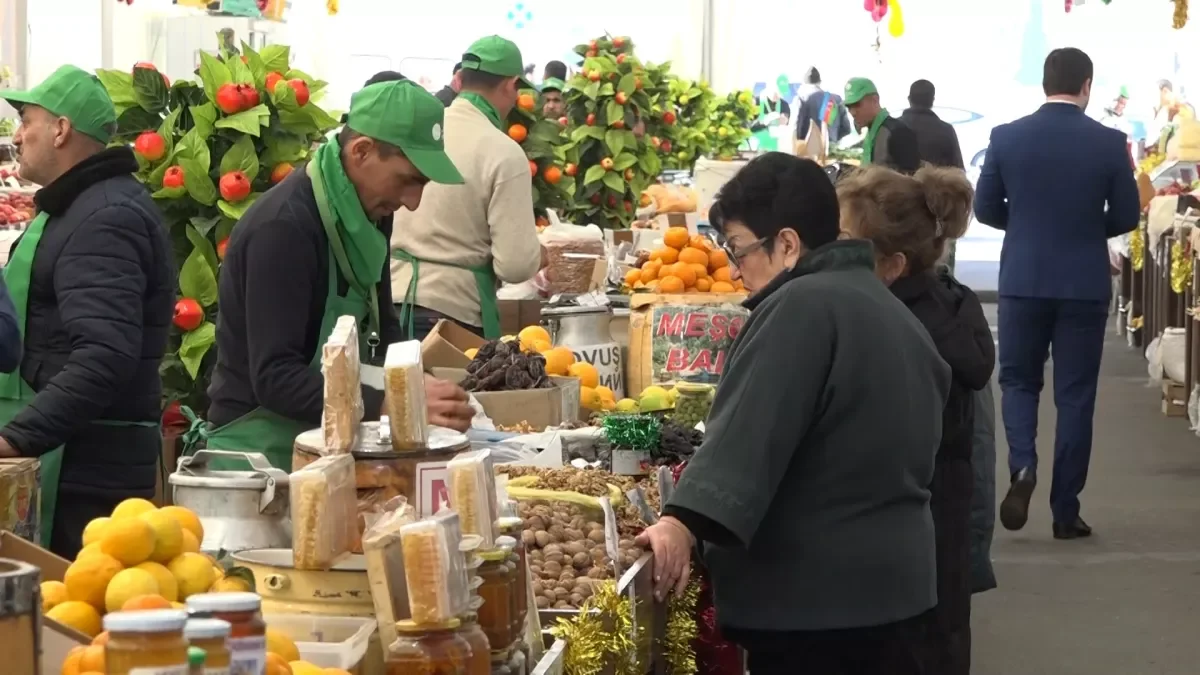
[603,414,661,450]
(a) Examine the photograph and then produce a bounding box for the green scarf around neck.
[861,108,889,165]
[459,91,504,130]
[309,138,388,299]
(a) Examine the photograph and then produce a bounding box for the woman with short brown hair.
[839,165,996,675]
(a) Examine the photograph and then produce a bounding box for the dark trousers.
[927,459,973,675]
[727,613,929,675]
[49,492,124,559]
[997,296,1108,523]
[399,305,483,342]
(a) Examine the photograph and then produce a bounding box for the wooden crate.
[1162,380,1188,417]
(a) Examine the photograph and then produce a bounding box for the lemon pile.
[42,499,223,638]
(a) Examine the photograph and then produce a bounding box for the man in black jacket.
[435,62,462,107]
[899,80,965,169]
[845,77,920,174]
[1,65,174,556]
[794,67,852,143]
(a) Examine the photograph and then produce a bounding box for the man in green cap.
[751,74,792,152]
[200,79,474,470]
[0,65,176,556]
[391,36,543,341]
[844,76,920,174]
[541,76,567,119]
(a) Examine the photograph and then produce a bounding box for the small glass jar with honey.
[103,609,190,675]
[386,618,473,675]
[186,592,266,674]
[185,618,231,674]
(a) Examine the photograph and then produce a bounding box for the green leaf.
[284,68,316,84]
[190,215,221,237]
[638,151,662,176]
[270,80,298,109]
[584,82,600,100]
[304,105,341,133]
[179,321,216,379]
[570,126,604,143]
[95,69,136,106]
[217,193,260,220]
[179,249,218,307]
[175,128,211,172]
[259,45,291,75]
[132,67,170,113]
[158,107,181,157]
[530,120,565,144]
[618,73,638,96]
[198,52,233,106]
[147,150,176,187]
[606,101,625,127]
[178,157,217,206]
[220,135,260,182]
[584,165,606,185]
[227,54,255,87]
[600,83,615,97]
[613,153,639,171]
[240,42,267,88]
[602,172,626,192]
[189,103,217,138]
[261,134,308,166]
[605,129,625,157]
[115,106,161,137]
[215,105,269,137]
[185,222,220,272]
[215,217,237,242]
[151,185,188,199]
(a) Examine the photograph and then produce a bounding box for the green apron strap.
[391,249,501,339]
[392,248,421,341]
[0,212,48,399]
[471,266,501,339]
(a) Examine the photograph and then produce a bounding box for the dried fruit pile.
[462,339,554,392]
[623,226,743,294]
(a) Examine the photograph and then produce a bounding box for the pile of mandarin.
[622,227,745,294]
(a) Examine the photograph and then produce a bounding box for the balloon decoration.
[888,0,905,36]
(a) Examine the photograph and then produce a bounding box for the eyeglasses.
[720,237,769,265]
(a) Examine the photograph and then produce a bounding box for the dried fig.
[569,592,584,606]
[587,530,606,544]
[531,580,544,596]
[554,600,572,609]
[573,552,591,568]
[522,530,536,546]
[543,561,562,576]
[564,528,584,542]
[563,542,585,556]
[535,531,550,547]
[536,596,550,609]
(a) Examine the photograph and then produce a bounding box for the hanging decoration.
[550,581,639,675]
[1064,0,1073,12]
[1131,221,1146,272]
[1170,238,1193,294]
[863,0,888,21]
[662,579,701,675]
[1174,0,1188,28]
[326,0,338,15]
[887,0,905,37]
[507,2,535,30]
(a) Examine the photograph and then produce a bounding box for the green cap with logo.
[3,65,117,144]
[461,36,534,91]
[541,77,566,94]
[844,77,879,106]
[346,79,463,185]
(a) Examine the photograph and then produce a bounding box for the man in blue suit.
[975,47,1140,540]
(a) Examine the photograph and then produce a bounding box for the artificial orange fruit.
[710,281,735,293]
[678,246,708,265]
[671,263,697,288]
[711,266,732,283]
[543,165,563,184]
[658,275,685,293]
[649,247,678,265]
[517,93,536,111]
[663,227,689,249]
[695,277,712,292]
[508,124,528,143]
[708,249,730,270]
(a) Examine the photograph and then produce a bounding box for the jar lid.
[188,646,207,667]
[674,382,714,394]
[495,534,517,548]
[458,534,484,553]
[497,516,522,530]
[186,592,261,613]
[185,618,232,640]
[395,618,460,633]
[103,609,189,633]
[478,548,508,562]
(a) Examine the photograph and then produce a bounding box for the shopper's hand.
[634,516,694,601]
[424,374,473,432]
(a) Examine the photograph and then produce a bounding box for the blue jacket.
[974,102,1140,301]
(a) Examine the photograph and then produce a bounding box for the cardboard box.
[0,532,87,673]
[0,458,39,542]
[431,368,581,430]
[420,320,486,369]
[627,292,749,394]
[498,300,544,336]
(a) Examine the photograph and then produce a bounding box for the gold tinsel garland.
[1171,238,1194,294]
[550,577,701,675]
[1131,225,1145,271]
[1175,0,1188,29]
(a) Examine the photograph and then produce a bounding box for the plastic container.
[447,449,500,548]
[290,452,356,569]
[400,512,469,624]
[185,593,266,675]
[476,548,514,652]
[185,618,231,674]
[672,382,714,428]
[456,613,492,675]
[385,618,472,675]
[264,613,377,670]
[384,340,430,450]
[103,609,190,675]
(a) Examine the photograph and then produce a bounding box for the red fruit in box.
[162,165,185,189]
[289,79,310,106]
[219,171,252,202]
[173,298,204,332]
[216,83,244,114]
[133,131,165,162]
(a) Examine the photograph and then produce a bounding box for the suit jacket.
[974,102,1140,301]
[900,107,964,169]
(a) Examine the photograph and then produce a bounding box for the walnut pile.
[519,500,644,610]
[462,340,554,392]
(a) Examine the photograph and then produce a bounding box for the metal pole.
[100,0,115,69]
[700,0,713,84]
[14,0,29,88]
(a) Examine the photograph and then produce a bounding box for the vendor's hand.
[424,374,473,432]
[0,436,18,458]
[634,516,694,601]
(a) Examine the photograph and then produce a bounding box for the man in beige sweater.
[391,36,541,340]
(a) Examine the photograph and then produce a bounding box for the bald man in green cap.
[0,65,175,556]
[844,77,920,174]
[391,35,542,342]
[199,79,473,470]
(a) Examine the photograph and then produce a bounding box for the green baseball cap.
[844,77,879,106]
[461,36,534,91]
[3,65,117,144]
[541,77,566,94]
[346,80,463,185]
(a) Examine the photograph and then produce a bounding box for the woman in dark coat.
[839,165,996,675]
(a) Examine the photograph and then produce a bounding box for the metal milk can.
[542,305,625,399]
[169,450,292,554]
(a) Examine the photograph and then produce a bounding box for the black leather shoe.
[1053,517,1093,540]
[1000,468,1037,531]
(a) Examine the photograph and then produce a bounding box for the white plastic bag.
[1161,327,1188,384]
[1146,336,1164,383]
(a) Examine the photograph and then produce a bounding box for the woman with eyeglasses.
[838,165,995,675]
[635,153,952,674]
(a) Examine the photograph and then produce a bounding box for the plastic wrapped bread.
[290,454,356,570]
[363,498,418,650]
[400,511,470,623]
[384,340,429,451]
[322,315,363,454]
[447,450,500,548]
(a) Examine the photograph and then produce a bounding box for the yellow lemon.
[76,542,104,561]
[542,346,575,376]
[211,575,252,593]
[595,385,615,402]
[290,661,324,675]
[64,553,123,611]
[567,361,600,388]
[579,386,603,411]
[81,518,110,548]
[41,580,69,612]
[133,561,178,602]
[615,398,639,413]
[167,552,216,600]
[180,528,200,554]
[99,517,156,566]
[46,600,102,637]
[110,498,156,520]
[138,510,184,563]
[518,325,551,351]
[159,506,204,543]
[530,338,552,354]
[105,568,160,613]
[267,627,301,661]
[464,347,479,360]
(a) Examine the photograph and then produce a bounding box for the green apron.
[0,213,156,546]
[184,162,377,471]
[392,248,500,340]
[752,98,781,152]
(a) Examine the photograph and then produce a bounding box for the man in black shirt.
[794,67,852,143]
[435,62,462,107]
[899,79,964,169]
[201,80,473,470]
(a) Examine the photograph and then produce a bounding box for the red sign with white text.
[649,304,748,384]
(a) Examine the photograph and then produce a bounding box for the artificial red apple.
[219,171,251,202]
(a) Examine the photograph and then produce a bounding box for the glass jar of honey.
[494,536,522,642]
[386,618,472,675]
[185,593,266,675]
[185,618,231,674]
[187,646,207,675]
[476,549,514,652]
[455,613,491,675]
[104,609,190,675]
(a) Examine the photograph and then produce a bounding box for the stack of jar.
[99,590,262,675]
